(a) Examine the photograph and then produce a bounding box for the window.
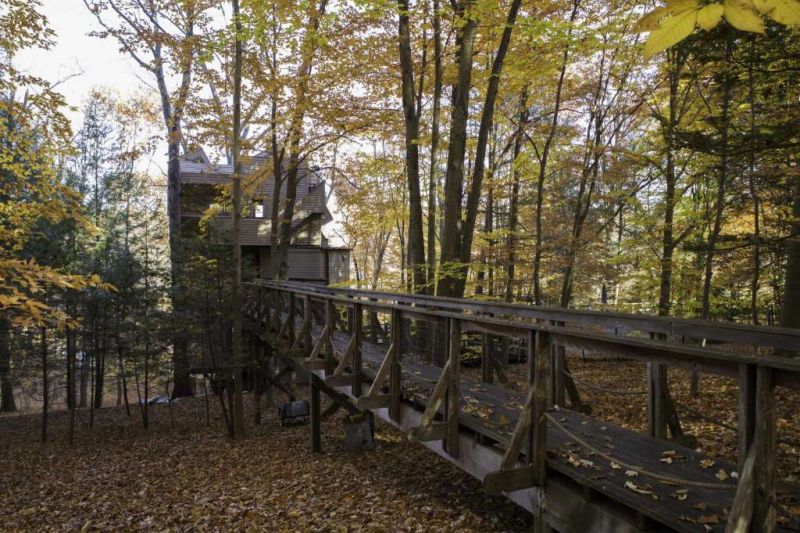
[253,200,264,218]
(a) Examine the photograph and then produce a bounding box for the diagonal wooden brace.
[407,358,452,442]
[354,342,394,410]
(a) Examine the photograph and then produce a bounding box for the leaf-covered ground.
[0,394,530,532]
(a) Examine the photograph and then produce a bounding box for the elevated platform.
[244,281,800,532]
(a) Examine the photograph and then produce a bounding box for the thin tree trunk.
[397,0,426,294]
[426,0,442,292]
[454,0,523,297]
[505,87,527,302]
[701,37,733,320]
[533,0,580,305]
[41,326,48,443]
[781,166,800,334]
[231,0,246,439]
[0,318,15,412]
[274,0,330,279]
[747,39,761,325]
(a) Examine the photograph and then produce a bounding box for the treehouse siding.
[288,249,326,280]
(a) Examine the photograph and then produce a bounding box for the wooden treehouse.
[179,148,350,283]
[236,280,800,532]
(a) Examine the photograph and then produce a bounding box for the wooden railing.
[246,280,800,532]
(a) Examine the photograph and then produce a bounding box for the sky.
[16,0,147,129]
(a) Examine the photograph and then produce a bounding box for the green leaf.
[644,8,699,58]
[697,3,725,29]
[724,0,766,32]
[769,0,800,24]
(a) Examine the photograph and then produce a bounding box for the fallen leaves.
[0,396,529,531]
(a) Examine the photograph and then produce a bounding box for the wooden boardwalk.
[241,280,800,532]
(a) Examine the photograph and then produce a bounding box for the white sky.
[16,0,146,129]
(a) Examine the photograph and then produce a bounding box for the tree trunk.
[454,0,522,298]
[701,37,733,320]
[438,0,478,297]
[426,0,442,292]
[274,0,329,280]
[397,0,426,294]
[532,0,579,305]
[781,168,800,333]
[41,326,48,443]
[505,88,527,302]
[0,318,15,412]
[231,0,246,439]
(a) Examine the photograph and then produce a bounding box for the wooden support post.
[390,308,402,422]
[310,374,321,453]
[324,298,335,374]
[755,366,776,533]
[481,333,494,384]
[532,331,550,485]
[445,318,460,458]
[738,363,757,475]
[647,362,668,439]
[287,293,296,346]
[353,303,363,397]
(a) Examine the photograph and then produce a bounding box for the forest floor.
[3,358,800,531]
[0,393,529,532]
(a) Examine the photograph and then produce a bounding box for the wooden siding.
[288,249,326,280]
[257,247,329,281]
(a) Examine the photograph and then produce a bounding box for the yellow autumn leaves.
[637,0,800,58]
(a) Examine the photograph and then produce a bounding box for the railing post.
[647,362,668,439]
[738,363,757,475]
[325,298,335,374]
[445,317,460,457]
[310,374,321,453]
[390,307,402,422]
[481,333,494,384]
[303,295,312,352]
[532,330,549,485]
[755,366,776,532]
[353,303,363,397]
[287,293,297,346]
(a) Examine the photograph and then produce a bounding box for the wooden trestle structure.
[242,280,800,532]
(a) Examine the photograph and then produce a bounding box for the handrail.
[248,280,800,383]
[250,279,800,351]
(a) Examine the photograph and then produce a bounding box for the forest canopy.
[1,0,799,419]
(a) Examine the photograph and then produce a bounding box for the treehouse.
[178,148,350,284]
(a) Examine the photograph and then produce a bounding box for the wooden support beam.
[407,358,452,442]
[310,374,321,453]
[287,293,297,346]
[755,366,776,533]
[484,466,535,496]
[325,373,356,387]
[532,332,550,485]
[647,362,668,439]
[738,363,757,475]
[353,303,363,397]
[355,393,391,410]
[409,422,447,443]
[302,359,328,371]
[332,336,356,377]
[445,318,460,458]
[324,298,335,374]
[481,333,494,384]
[390,308,402,422]
[725,437,758,533]
[304,324,329,364]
